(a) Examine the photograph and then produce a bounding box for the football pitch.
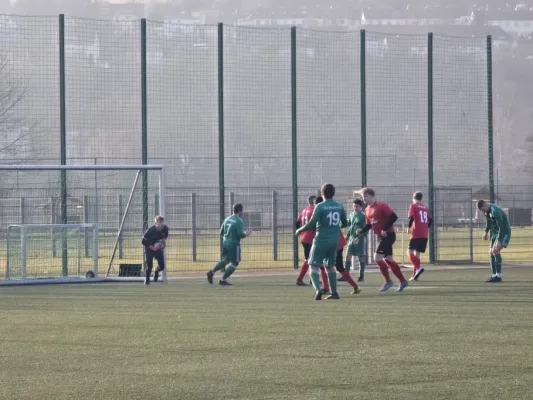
[1,267,533,400]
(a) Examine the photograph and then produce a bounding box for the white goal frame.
[0,164,166,285]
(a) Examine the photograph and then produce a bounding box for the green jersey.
[484,204,511,241]
[220,215,246,245]
[346,211,367,240]
[298,199,347,243]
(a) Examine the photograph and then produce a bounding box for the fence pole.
[20,197,25,224]
[191,193,197,262]
[272,190,278,261]
[118,194,124,259]
[360,29,367,187]
[487,35,495,203]
[291,26,299,270]
[83,195,89,258]
[427,32,436,264]
[141,18,149,232]
[218,23,226,253]
[59,14,68,276]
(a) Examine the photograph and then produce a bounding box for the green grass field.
[1,267,533,400]
[2,227,532,278]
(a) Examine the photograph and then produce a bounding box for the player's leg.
[308,244,325,300]
[354,238,366,282]
[220,244,240,285]
[375,238,393,291]
[144,248,155,285]
[207,245,230,284]
[382,234,408,292]
[486,236,498,282]
[407,239,420,280]
[320,266,329,293]
[324,245,340,299]
[338,245,352,281]
[413,239,427,280]
[153,250,165,282]
[492,232,510,282]
[296,243,311,285]
[336,248,361,293]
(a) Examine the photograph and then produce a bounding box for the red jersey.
[408,202,430,239]
[365,202,395,235]
[297,205,315,244]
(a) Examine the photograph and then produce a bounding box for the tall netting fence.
[0,16,60,165]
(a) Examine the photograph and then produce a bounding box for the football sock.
[327,267,338,294]
[211,260,227,274]
[145,266,152,282]
[341,271,358,289]
[376,260,392,282]
[408,253,420,275]
[221,265,236,280]
[358,257,366,280]
[386,260,406,283]
[310,269,321,291]
[297,260,309,281]
[345,259,352,272]
[494,254,502,276]
[320,268,329,291]
[490,255,497,276]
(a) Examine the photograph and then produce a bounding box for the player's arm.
[484,214,492,234]
[296,212,303,229]
[296,207,319,233]
[492,207,508,242]
[340,208,348,229]
[141,226,154,246]
[381,204,398,231]
[219,222,225,237]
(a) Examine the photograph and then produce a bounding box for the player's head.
[321,183,335,200]
[353,198,364,213]
[413,191,423,203]
[315,196,323,204]
[359,187,376,206]
[477,200,490,213]
[233,203,244,216]
[154,215,165,230]
[307,195,316,206]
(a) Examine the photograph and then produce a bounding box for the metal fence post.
[59,14,68,276]
[427,32,436,264]
[141,18,149,234]
[218,23,226,254]
[360,29,367,187]
[272,190,278,261]
[191,193,197,262]
[291,26,299,270]
[487,35,495,203]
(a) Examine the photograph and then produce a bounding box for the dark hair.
[307,195,317,205]
[233,203,243,214]
[315,196,323,204]
[477,200,487,210]
[321,183,335,200]
[414,191,423,201]
[353,198,364,207]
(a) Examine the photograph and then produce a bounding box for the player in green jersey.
[207,203,251,286]
[340,198,368,283]
[477,200,511,283]
[295,183,348,300]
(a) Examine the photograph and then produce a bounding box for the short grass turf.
[1,268,533,400]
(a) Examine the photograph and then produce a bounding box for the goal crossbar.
[0,164,164,171]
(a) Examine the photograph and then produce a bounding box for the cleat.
[396,281,409,292]
[325,293,340,300]
[207,271,214,284]
[409,276,416,281]
[337,276,346,282]
[414,268,425,281]
[314,291,323,300]
[296,280,307,286]
[486,276,502,283]
[219,280,232,286]
[352,287,363,295]
[144,279,150,285]
[357,278,364,283]
[379,281,394,292]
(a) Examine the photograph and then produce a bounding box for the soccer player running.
[356,187,408,292]
[141,215,169,285]
[407,191,432,281]
[207,203,251,286]
[340,198,367,283]
[477,200,511,283]
[295,195,317,286]
[295,183,350,300]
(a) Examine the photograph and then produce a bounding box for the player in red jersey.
[407,191,432,281]
[355,187,408,292]
[296,195,327,286]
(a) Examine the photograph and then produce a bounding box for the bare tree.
[0,55,35,163]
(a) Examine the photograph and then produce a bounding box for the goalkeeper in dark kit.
[142,215,169,285]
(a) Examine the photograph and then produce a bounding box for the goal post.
[0,164,166,285]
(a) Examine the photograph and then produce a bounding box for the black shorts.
[302,242,312,260]
[376,232,396,257]
[409,238,428,253]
